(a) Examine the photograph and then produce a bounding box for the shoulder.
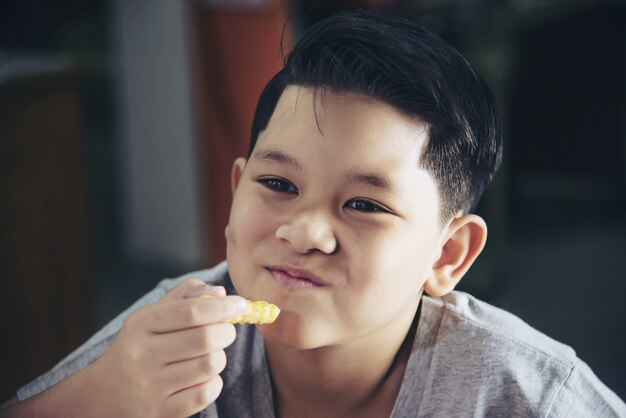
[430,291,576,362]
[415,291,625,417]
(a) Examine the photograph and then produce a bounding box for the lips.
[266,265,325,289]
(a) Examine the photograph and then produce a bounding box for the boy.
[3,10,625,418]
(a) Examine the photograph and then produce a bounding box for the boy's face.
[226,86,446,349]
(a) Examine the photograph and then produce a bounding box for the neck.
[265,304,420,418]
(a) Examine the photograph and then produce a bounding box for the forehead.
[256,86,429,167]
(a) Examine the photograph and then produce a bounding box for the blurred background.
[1,0,625,403]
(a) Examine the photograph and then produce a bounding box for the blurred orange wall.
[190,1,291,265]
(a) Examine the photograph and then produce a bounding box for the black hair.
[249,10,502,222]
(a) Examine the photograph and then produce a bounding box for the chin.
[258,313,335,351]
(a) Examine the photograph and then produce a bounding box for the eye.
[258,178,299,194]
[346,199,387,213]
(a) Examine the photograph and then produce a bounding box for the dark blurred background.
[1,0,625,403]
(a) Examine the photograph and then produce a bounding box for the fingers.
[161,350,227,396]
[155,323,236,364]
[165,376,224,418]
[92,278,238,418]
[182,284,227,299]
[159,278,207,302]
[159,278,226,303]
[131,295,248,334]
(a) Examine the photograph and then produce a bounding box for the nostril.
[275,214,337,255]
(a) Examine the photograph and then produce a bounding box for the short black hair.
[249,10,503,222]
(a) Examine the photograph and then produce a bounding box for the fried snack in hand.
[226,300,280,324]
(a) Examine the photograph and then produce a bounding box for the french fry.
[226,299,281,324]
[200,295,280,324]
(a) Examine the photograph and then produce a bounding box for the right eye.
[258,178,299,194]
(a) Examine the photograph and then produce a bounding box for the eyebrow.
[253,148,304,171]
[349,172,394,191]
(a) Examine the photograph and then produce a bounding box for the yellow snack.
[227,299,281,324]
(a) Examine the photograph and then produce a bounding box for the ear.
[230,157,247,195]
[424,214,488,297]
[226,158,247,240]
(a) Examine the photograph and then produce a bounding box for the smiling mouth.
[266,267,323,290]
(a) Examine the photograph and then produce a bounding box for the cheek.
[349,228,432,295]
[226,197,265,297]
[227,193,276,253]
[226,197,253,259]
[229,191,255,231]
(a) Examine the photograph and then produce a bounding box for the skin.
[226,86,488,417]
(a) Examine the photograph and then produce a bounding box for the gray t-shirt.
[17,262,626,417]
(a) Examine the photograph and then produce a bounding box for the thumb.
[159,278,226,303]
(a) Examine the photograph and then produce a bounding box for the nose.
[275,210,338,255]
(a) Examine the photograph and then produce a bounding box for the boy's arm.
[1,277,246,418]
[0,361,106,417]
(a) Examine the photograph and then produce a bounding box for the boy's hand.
[87,279,248,418]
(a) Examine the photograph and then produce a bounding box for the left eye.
[346,199,386,213]
[259,178,299,194]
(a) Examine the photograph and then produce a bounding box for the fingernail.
[198,285,224,296]
[210,286,227,297]
[231,296,249,313]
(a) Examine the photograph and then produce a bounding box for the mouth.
[266,265,324,290]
